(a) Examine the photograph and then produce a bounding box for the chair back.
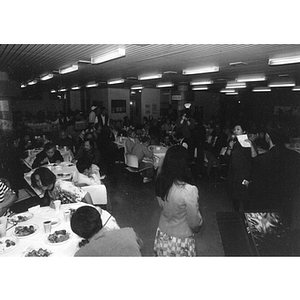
[125,153,139,168]
[82,184,108,205]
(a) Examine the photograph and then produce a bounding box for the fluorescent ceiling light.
[58,88,67,92]
[190,80,213,85]
[50,89,56,93]
[156,82,174,88]
[226,83,246,89]
[131,91,136,94]
[220,89,235,93]
[184,103,192,109]
[138,74,162,80]
[91,48,125,64]
[40,73,53,81]
[268,56,300,66]
[21,84,26,88]
[192,86,208,91]
[107,78,125,85]
[253,87,271,92]
[59,64,78,75]
[28,80,37,85]
[71,86,81,90]
[131,85,143,90]
[236,76,266,82]
[183,66,219,75]
[86,82,99,88]
[268,82,295,88]
[292,86,300,91]
[226,92,238,95]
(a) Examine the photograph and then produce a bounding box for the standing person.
[88,105,98,130]
[154,145,203,257]
[226,124,257,211]
[32,142,64,169]
[250,126,300,227]
[97,106,110,128]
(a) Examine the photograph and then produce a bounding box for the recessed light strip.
[269,56,300,66]
[91,48,126,64]
[59,64,78,75]
[40,73,53,81]
[253,87,271,92]
[138,74,162,80]
[268,82,295,88]
[183,66,219,75]
[107,79,125,85]
[156,82,174,88]
[236,76,266,82]
[192,86,208,91]
[190,80,213,85]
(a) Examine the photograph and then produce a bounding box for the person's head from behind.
[140,136,150,147]
[71,206,103,239]
[156,145,193,199]
[76,157,93,176]
[31,167,56,192]
[44,142,56,159]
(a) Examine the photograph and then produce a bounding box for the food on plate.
[14,225,36,236]
[0,239,16,248]
[9,213,33,223]
[25,248,52,257]
[48,230,70,243]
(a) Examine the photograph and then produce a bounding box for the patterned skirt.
[153,228,196,257]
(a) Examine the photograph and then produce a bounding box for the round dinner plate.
[12,224,39,239]
[9,212,34,224]
[0,236,19,254]
[45,231,71,246]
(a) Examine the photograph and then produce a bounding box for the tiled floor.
[105,164,233,256]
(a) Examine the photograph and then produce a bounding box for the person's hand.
[41,157,49,164]
[229,141,234,148]
[49,200,55,209]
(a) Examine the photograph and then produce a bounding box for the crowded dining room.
[0,43,300,261]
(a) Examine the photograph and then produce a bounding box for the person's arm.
[186,185,203,233]
[245,139,258,158]
[0,189,18,216]
[55,150,64,163]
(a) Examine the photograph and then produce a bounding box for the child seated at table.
[0,178,18,216]
[75,157,103,186]
[70,206,142,256]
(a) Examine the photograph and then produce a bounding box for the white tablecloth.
[0,202,119,257]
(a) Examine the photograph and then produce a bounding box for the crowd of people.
[0,103,299,256]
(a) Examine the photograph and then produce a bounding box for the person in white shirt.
[75,157,103,186]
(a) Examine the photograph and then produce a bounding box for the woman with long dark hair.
[154,145,203,257]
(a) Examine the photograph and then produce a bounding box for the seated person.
[31,167,93,205]
[0,178,18,217]
[75,157,103,186]
[131,136,154,183]
[73,138,101,167]
[32,142,64,169]
[71,206,142,256]
[124,128,139,154]
[55,129,77,153]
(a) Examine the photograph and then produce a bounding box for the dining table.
[0,202,119,257]
[148,145,168,169]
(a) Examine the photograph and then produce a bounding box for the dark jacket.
[32,150,64,169]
